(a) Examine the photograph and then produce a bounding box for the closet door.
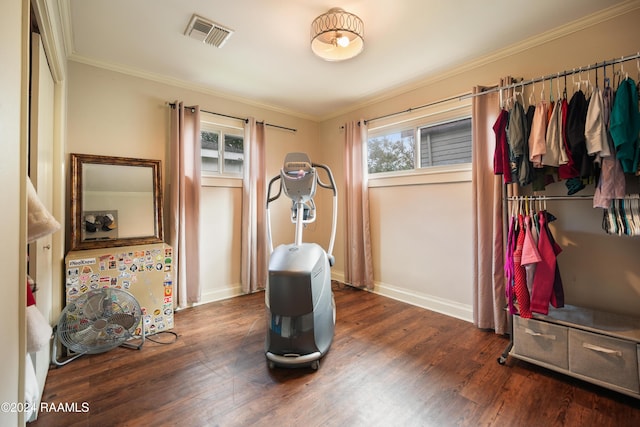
[28,32,55,401]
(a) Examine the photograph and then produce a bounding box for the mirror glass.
[70,153,164,250]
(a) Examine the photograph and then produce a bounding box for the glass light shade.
[311,8,364,62]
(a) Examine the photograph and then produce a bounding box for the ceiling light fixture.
[311,7,364,62]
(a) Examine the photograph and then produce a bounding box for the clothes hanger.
[529,80,536,106]
[511,80,520,106]
[583,66,592,97]
[510,195,518,218]
[556,72,562,102]
[625,195,637,237]
[611,62,620,89]
[577,66,591,96]
[620,58,629,81]
[632,195,640,237]
[516,197,522,217]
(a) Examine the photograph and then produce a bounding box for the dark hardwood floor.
[32,283,640,426]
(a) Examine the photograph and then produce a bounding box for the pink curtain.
[169,102,201,308]
[343,120,374,290]
[471,86,508,334]
[241,118,268,293]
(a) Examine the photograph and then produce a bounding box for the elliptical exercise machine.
[265,152,338,370]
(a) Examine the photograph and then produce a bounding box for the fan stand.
[120,327,146,351]
[51,324,146,367]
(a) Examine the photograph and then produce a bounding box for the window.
[367,129,415,174]
[367,117,472,174]
[201,122,244,176]
[419,118,472,167]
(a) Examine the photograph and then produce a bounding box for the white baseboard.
[194,275,473,324]
[191,284,244,307]
[332,271,473,323]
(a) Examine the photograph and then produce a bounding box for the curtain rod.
[167,103,297,132]
[462,51,640,100]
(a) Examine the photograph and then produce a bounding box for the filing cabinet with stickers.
[64,242,175,337]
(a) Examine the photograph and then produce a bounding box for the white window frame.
[200,117,245,182]
[367,104,472,187]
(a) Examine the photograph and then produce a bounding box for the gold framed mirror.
[70,153,164,250]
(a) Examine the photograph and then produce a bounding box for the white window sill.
[201,176,243,188]
[368,164,471,188]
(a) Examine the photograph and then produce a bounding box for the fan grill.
[56,289,142,355]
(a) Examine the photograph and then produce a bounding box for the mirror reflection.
[70,154,163,250]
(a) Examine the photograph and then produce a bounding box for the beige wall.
[66,61,319,304]
[320,8,640,320]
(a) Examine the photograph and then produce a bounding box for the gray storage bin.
[569,329,640,393]
[512,316,568,369]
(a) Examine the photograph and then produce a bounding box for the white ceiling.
[62,0,628,120]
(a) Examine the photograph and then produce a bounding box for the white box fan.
[52,288,145,366]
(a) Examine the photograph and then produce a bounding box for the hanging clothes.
[530,210,564,315]
[528,101,548,168]
[542,100,569,167]
[520,214,542,294]
[565,89,592,179]
[610,77,640,174]
[493,109,513,183]
[558,97,580,180]
[593,84,626,208]
[585,86,611,162]
[508,100,532,186]
[504,215,518,316]
[513,214,533,318]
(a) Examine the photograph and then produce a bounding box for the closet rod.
[506,195,594,201]
[167,103,297,133]
[362,51,639,126]
[462,51,640,100]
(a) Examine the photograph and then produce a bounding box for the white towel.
[27,177,61,243]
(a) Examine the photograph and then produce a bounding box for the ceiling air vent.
[184,14,233,48]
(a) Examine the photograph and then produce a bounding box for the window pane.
[367,130,415,174]
[201,130,219,173]
[419,118,472,168]
[224,134,244,174]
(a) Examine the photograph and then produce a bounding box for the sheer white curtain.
[241,118,268,293]
[343,120,374,289]
[471,86,508,334]
[169,102,201,308]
